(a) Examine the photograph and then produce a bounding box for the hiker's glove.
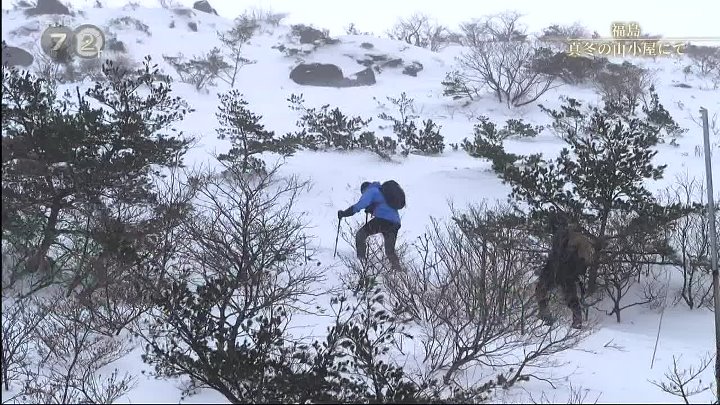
[337,208,352,220]
[364,207,373,215]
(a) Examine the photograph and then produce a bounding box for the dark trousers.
[356,218,401,270]
[535,258,584,327]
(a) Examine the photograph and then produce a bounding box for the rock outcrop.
[192,0,217,15]
[1,45,34,67]
[290,63,376,87]
[25,0,71,15]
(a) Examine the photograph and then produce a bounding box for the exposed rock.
[352,54,424,77]
[192,0,217,15]
[368,54,388,62]
[172,8,195,17]
[9,21,41,37]
[188,21,198,32]
[290,63,344,86]
[106,38,126,53]
[348,67,375,86]
[402,61,424,77]
[290,63,375,87]
[360,42,374,49]
[292,24,327,44]
[357,55,403,69]
[25,0,71,15]
[672,83,692,89]
[383,58,403,68]
[1,45,34,67]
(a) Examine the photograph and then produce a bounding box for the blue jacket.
[351,182,401,225]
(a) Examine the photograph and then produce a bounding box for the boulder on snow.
[192,0,217,15]
[292,25,326,44]
[106,37,127,53]
[8,21,41,37]
[383,58,403,68]
[290,63,344,86]
[356,55,403,69]
[1,44,34,67]
[355,58,373,67]
[354,54,422,76]
[402,61,424,77]
[348,67,376,86]
[25,0,71,15]
[289,63,376,87]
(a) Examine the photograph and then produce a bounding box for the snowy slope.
[2,3,718,404]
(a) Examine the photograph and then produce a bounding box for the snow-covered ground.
[2,2,718,403]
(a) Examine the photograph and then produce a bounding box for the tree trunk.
[28,197,63,274]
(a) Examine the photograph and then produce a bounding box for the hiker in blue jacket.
[338,181,401,270]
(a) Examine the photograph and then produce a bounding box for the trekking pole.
[365,212,369,225]
[333,218,342,258]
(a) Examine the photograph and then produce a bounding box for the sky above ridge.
[2,0,719,40]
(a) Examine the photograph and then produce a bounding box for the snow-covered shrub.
[215,90,298,173]
[2,57,192,296]
[592,61,655,114]
[242,6,286,27]
[107,16,150,36]
[467,92,686,300]
[378,92,445,155]
[356,131,398,161]
[139,164,429,402]
[531,51,607,85]
[538,22,590,43]
[662,174,718,310]
[14,294,135,404]
[441,70,478,100]
[287,93,392,157]
[1,297,47,390]
[163,48,230,91]
[382,202,589,393]
[684,44,720,78]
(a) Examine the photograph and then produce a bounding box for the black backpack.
[380,180,406,210]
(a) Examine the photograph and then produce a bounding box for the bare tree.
[217,14,258,88]
[663,174,716,309]
[387,13,455,52]
[599,211,671,323]
[684,45,720,78]
[1,297,48,391]
[650,353,714,404]
[453,12,557,107]
[529,382,601,404]
[688,110,720,153]
[242,6,287,27]
[139,162,331,402]
[382,202,588,393]
[15,293,135,404]
[163,48,232,91]
[345,22,372,36]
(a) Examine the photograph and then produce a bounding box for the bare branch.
[649,353,714,404]
[452,12,558,107]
